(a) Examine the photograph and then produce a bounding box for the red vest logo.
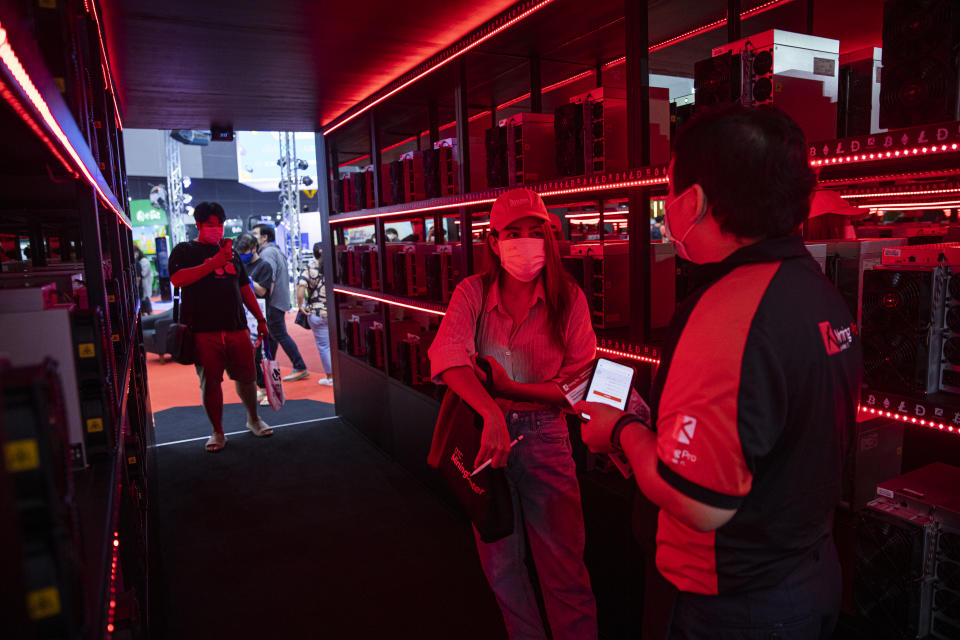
[819,321,856,355]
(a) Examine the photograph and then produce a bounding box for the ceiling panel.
[101,0,884,133]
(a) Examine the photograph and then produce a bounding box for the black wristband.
[610,414,649,451]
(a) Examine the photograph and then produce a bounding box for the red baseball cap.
[548,211,563,232]
[809,189,864,218]
[490,188,550,232]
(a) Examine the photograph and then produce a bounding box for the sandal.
[205,433,227,452]
[246,418,273,437]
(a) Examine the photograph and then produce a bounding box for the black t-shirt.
[246,259,273,296]
[169,241,250,333]
[645,236,862,595]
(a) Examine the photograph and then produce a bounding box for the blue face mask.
[239,252,253,264]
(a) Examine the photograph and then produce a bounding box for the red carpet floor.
[145,310,334,412]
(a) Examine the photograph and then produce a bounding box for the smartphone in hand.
[219,238,233,252]
[580,358,635,420]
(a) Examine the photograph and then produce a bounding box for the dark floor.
[150,401,506,639]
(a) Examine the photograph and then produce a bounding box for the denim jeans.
[474,410,597,640]
[266,305,307,371]
[669,536,842,640]
[307,312,332,375]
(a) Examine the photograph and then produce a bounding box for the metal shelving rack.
[0,1,154,638]
[314,0,960,637]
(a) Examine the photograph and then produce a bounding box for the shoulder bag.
[428,282,514,543]
[164,287,195,365]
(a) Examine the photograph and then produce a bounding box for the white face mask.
[198,225,223,245]
[498,237,545,283]
[664,185,703,261]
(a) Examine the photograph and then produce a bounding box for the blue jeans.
[307,313,332,376]
[266,305,307,371]
[474,410,597,640]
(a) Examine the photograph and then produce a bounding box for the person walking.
[297,242,333,386]
[252,223,309,381]
[169,202,273,452]
[235,233,272,406]
[134,246,153,314]
[428,188,598,640]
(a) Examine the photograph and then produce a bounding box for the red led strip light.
[597,346,660,365]
[106,531,119,636]
[339,70,597,169]
[865,200,960,211]
[603,0,795,69]
[859,406,960,436]
[324,0,555,134]
[0,23,129,226]
[841,187,960,200]
[334,288,662,365]
[331,0,794,151]
[810,143,960,167]
[331,175,668,223]
[538,175,668,197]
[85,0,122,130]
[332,197,500,223]
[0,81,76,176]
[333,286,448,316]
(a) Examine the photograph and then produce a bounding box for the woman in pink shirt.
[428,189,598,640]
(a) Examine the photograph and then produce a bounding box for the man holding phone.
[169,202,273,452]
[577,106,861,638]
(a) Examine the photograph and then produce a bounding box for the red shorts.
[193,329,257,386]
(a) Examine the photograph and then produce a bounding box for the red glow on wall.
[324,0,556,134]
[859,405,960,436]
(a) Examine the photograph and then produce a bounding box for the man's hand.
[573,401,628,454]
[256,318,269,346]
[475,410,511,470]
[208,244,232,269]
[472,354,513,396]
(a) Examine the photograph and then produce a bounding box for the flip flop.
[246,419,273,437]
[205,433,227,452]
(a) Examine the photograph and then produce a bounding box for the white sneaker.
[318,378,333,387]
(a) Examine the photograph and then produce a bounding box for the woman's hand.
[475,410,512,470]
[472,354,513,396]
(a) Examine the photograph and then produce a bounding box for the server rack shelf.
[0,1,154,638]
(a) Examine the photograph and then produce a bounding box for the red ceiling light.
[324,0,556,135]
[0,22,129,226]
[859,405,960,436]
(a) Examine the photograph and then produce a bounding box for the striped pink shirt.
[428,274,596,412]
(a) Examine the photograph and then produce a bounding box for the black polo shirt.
[169,241,250,333]
[648,236,862,595]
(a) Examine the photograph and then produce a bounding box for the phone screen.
[584,358,635,411]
